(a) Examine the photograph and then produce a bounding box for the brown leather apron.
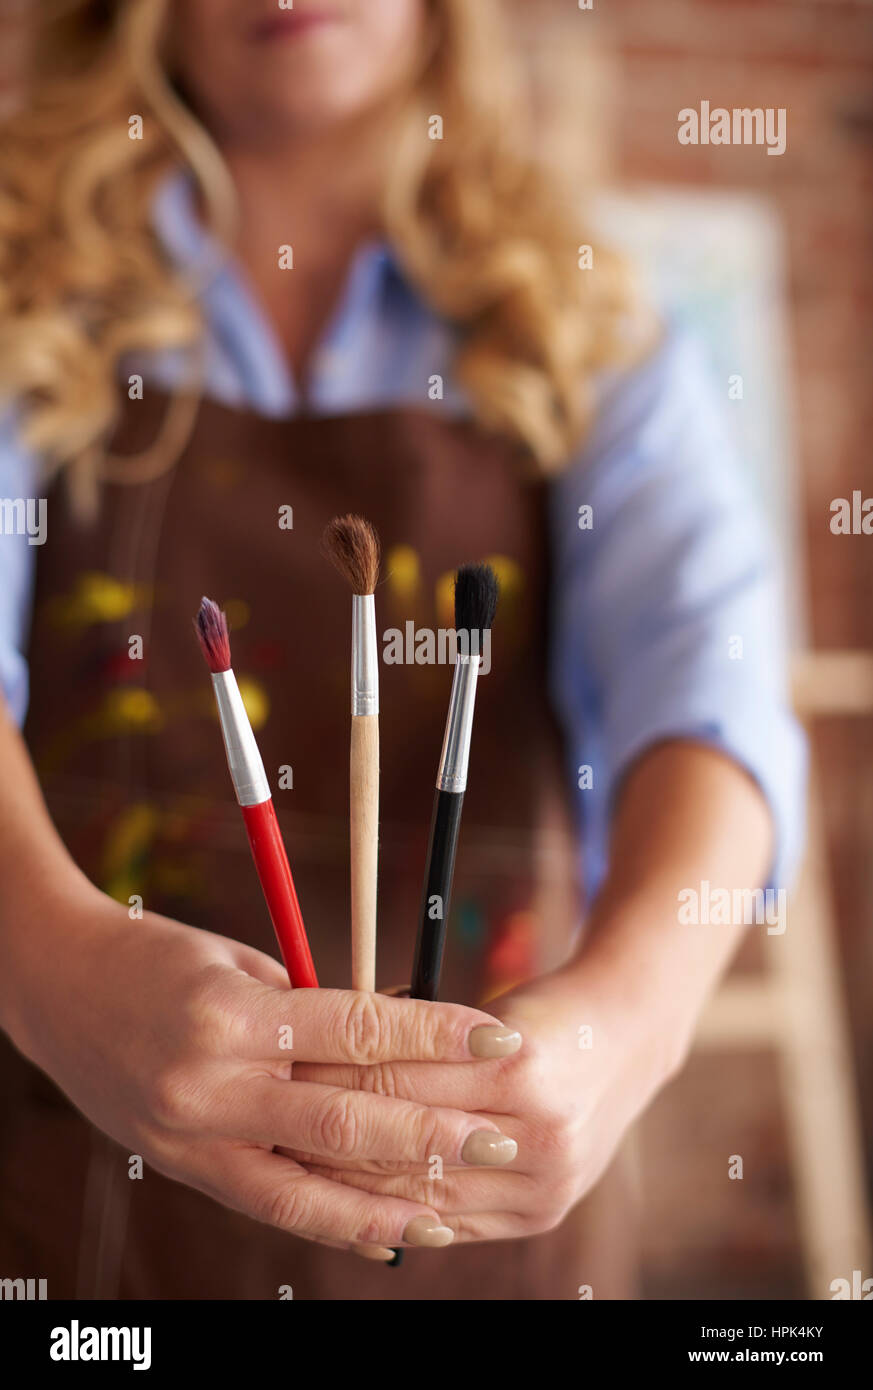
[1,394,636,1299]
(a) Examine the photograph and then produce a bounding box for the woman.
[0,0,804,1300]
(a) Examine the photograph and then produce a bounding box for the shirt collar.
[152,167,407,310]
[150,167,422,415]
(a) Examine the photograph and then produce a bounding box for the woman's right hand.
[1,882,521,1259]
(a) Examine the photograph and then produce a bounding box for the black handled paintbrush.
[410,563,499,1001]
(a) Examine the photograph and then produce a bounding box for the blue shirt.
[0,173,806,893]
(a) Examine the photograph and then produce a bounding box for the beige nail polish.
[468,1025,522,1059]
[351,1244,396,1263]
[461,1129,518,1166]
[403,1216,455,1248]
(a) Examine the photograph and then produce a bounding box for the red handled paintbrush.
[194,596,317,988]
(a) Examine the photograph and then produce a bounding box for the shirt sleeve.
[0,412,40,727]
[549,328,807,897]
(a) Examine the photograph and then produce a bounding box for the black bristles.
[454,563,499,641]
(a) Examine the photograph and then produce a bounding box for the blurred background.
[2,0,871,1299]
[508,0,873,1299]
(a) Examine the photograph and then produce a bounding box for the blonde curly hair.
[0,0,651,512]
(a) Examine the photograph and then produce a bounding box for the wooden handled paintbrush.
[322,515,381,993]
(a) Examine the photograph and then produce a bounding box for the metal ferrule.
[211,669,270,807]
[436,655,480,793]
[352,593,379,716]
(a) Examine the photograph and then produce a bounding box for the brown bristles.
[322,514,381,596]
[194,596,231,674]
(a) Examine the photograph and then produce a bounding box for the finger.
[147,1138,380,1257]
[208,934,292,991]
[195,1143,456,1249]
[442,1212,529,1243]
[297,1163,534,1214]
[350,1243,398,1263]
[214,1073,518,1169]
[276,1103,526,1175]
[291,1057,514,1110]
[221,984,523,1066]
[237,953,291,992]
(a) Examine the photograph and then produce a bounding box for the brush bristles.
[322,514,381,595]
[454,563,499,640]
[194,596,231,674]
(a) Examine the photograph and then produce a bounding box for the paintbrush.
[410,563,498,1000]
[194,596,318,988]
[322,516,381,993]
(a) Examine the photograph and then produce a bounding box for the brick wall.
[520,0,873,1295]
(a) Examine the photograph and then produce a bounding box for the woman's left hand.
[285,963,686,1245]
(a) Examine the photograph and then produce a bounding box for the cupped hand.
[6,887,523,1258]
[288,965,685,1245]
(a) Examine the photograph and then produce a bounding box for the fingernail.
[461,1129,518,1166]
[388,1248,403,1267]
[402,1216,454,1248]
[468,1025,522,1059]
[352,1244,397,1263]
